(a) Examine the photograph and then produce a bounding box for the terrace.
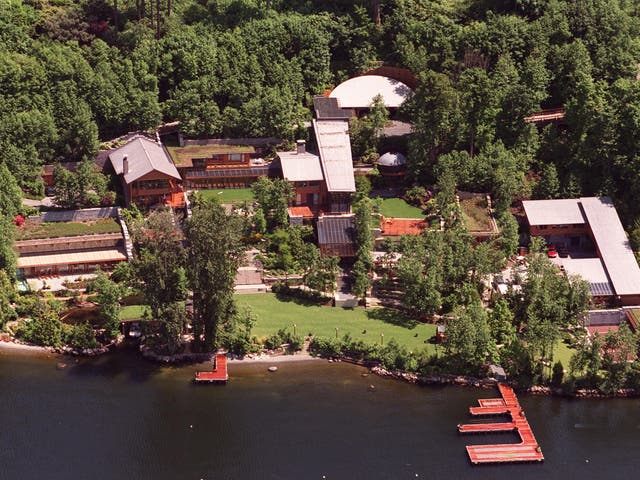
[15,218,122,241]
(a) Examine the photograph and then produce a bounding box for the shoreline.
[227,352,320,364]
[0,340,54,355]
[2,340,637,398]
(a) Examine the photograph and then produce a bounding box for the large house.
[108,135,184,208]
[522,197,640,305]
[166,140,278,190]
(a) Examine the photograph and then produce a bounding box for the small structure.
[376,152,407,180]
[287,206,315,225]
[194,354,229,384]
[435,324,446,344]
[489,364,507,381]
[317,215,356,258]
[524,107,566,125]
[108,135,184,208]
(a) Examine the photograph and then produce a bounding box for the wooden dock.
[194,354,228,384]
[458,384,543,464]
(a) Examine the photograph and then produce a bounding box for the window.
[137,179,169,190]
[229,153,243,161]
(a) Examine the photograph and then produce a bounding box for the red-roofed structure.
[288,206,315,218]
[380,217,426,236]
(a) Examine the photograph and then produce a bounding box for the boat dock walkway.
[458,384,543,464]
[194,354,228,384]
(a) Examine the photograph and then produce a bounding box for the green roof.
[166,144,255,166]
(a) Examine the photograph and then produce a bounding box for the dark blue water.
[1,349,639,479]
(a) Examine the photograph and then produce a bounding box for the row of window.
[186,180,252,189]
[136,179,169,190]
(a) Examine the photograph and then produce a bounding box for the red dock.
[194,354,228,384]
[459,384,543,464]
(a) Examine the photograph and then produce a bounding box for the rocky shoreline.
[2,339,638,398]
[368,363,640,399]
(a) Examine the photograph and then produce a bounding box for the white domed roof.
[377,152,407,167]
[329,75,412,109]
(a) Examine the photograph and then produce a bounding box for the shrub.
[18,312,64,348]
[67,321,98,350]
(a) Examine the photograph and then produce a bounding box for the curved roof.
[378,152,407,167]
[329,75,412,109]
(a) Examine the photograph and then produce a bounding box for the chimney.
[123,155,129,175]
[296,139,306,155]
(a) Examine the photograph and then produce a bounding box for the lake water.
[1,349,639,480]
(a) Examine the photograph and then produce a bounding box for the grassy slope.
[378,198,424,218]
[119,305,150,320]
[236,293,436,353]
[459,197,492,231]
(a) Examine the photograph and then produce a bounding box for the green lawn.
[236,293,436,353]
[197,188,254,203]
[553,339,576,368]
[16,218,121,240]
[119,305,150,320]
[378,198,424,218]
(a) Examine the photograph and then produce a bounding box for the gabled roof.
[108,136,181,184]
[313,119,356,193]
[278,150,324,182]
[522,199,585,225]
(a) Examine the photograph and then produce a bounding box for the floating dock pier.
[458,384,543,464]
[194,354,228,384]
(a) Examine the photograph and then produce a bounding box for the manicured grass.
[15,218,121,240]
[119,305,150,320]
[197,188,255,203]
[378,198,424,219]
[459,197,493,232]
[236,293,437,353]
[553,339,575,368]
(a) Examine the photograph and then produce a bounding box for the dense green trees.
[185,197,244,352]
[131,208,187,352]
[89,270,123,341]
[251,177,294,232]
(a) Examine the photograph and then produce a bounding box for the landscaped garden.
[197,188,255,203]
[236,293,437,353]
[459,197,494,232]
[15,218,122,240]
[378,198,424,218]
